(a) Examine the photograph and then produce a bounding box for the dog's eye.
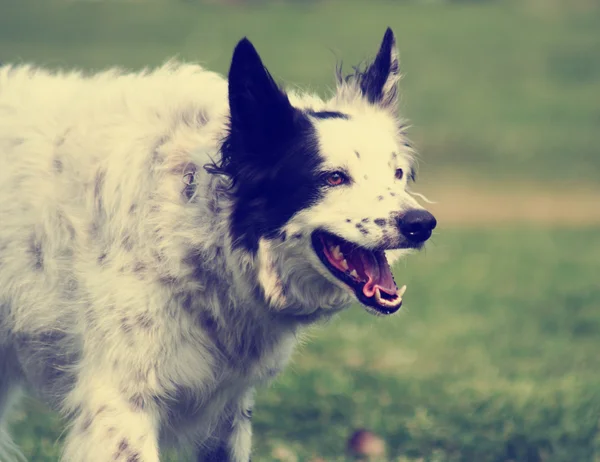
[395,168,404,180]
[324,172,347,187]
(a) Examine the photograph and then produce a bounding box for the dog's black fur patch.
[205,38,326,253]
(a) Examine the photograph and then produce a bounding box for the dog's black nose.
[398,209,437,243]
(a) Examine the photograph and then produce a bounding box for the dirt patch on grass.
[415,175,600,227]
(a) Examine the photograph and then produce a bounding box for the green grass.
[9,227,600,461]
[0,0,599,182]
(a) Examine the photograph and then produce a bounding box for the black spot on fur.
[280,230,287,241]
[53,158,63,173]
[346,218,352,223]
[135,312,153,330]
[356,223,369,235]
[94,170,106,212]
[364,174,368,180]
[127,454,140,462]
[306,109,350,120]
[354,150,360,159]
[182,164,197,201]
[129,204,137,215]
[132,261,146,279]
[56,209,76,244]
[362,218,370,223]
[121,233,134,251]
[204,38,326,253]
[203,443,230,462]
[129,393,146,411]
[180,293,194,314]
[91,187,106,242]
[390,192,396,197]
[152,248,166,265]
[80,413,93,432]
[292,232,303,239]
[158,275,177,286]
[198,311,226,352]
[184,248,224,290]
[391,151,397,159]
[114,439,130,460]
[206,195,221,215]
[377,195,384,201]
[121,317,133,335]
[97,252,108,265]
[374,218,387,227]
[28,234,44,270]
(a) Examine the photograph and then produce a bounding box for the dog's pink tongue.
[355,250,397,298]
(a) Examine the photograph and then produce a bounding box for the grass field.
[2,0,600,461]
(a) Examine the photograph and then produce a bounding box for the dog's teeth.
[349,269,359,279]
[375,287,381,301]
[374,287,403,308]
[398,285,407,297]
[340,259,349,270]
[331,245,343,260]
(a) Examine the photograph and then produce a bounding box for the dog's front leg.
[199,389,255,462]
[61,379,160,462]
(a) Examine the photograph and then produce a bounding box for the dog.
[0,27,436,462]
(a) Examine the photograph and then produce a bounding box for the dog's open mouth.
[311,231,405,315]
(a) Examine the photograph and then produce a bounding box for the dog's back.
[0,62,228,333]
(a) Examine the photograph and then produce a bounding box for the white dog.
[0,28,436,462]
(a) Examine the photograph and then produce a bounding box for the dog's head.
[218,28,436,317]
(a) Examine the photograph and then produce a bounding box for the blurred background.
[1,0,599,461]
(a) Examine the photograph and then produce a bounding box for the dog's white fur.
[0,31,427,462]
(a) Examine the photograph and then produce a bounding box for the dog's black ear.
[359,27,400,109]
[227,38,299,162]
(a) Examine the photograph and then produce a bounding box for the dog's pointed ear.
[360,27,400,109]
[227,38,298,160]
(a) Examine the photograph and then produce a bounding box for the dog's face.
[222,28,436,316]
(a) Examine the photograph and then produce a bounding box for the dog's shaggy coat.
[0,29,436,461]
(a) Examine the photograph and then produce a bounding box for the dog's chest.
[161,329,297,444]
